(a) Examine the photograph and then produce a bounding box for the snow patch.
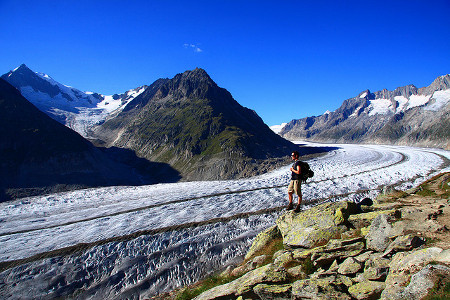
[270,123,287,134]
[360,92,368,98]
[406,94,431,110]
[368,98,393,116]
[425,89,450,111]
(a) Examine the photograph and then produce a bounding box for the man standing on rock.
[287,150,302,212]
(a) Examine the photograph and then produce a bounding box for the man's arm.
[290,162,301,174]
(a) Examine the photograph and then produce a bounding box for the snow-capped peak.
[2,64,148,137]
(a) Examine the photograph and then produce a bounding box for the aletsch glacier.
[1,142,449,299]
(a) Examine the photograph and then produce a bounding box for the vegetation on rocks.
[158,172,450,299]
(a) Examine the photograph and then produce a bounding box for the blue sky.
[0,0,449,126]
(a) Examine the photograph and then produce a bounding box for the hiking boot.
[287,203,294,210]
[294,204,302,213]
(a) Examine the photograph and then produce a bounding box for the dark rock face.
[92,68,309,180]
[281,75,450,149]
[0,79,177,201]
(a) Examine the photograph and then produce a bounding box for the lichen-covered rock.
[292,277,351,299]
[354,251,373,264]
[357,254,390,282]
[287,265,306,279]
[435,249,450,264]
[231,255,269,277]
[366,214,393,252]
[253,283,292,300]
[311,241,365,268]
[382,234,424,257]
[401,264,450,300]
[245,225,281,260]
[380,247,443,299]
[348,209,395,228]
[337,257,363,275]
[194,264,287,300]
[276,201,358,248]
[273,250,295,268]
[348,280,385,300]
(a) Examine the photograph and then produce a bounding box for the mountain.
[1,64,147,137]
[92,68,316,180]
[280,74,450,150]
[0,78,173,201]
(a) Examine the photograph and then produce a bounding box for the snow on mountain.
[365,88,445,116]
[1,64,147,137]
[270,122,287,133]
[280,74,450,149]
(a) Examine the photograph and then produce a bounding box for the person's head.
[291,151,299,160]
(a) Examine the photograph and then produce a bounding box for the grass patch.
[422,275,450,300]
[244,236,285,264]
[175,273,239,300]
[416,186,437,197]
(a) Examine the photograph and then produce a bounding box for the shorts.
[288,180,301,196]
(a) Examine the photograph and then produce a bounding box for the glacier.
[0,142,449,299]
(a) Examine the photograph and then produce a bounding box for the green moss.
[245,236,284,264]
[301,257,315,275]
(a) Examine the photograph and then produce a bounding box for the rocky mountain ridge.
[280,74,450,149]
[91,68,316,181]
[1,65,324,184]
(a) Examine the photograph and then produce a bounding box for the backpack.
[298,161,314,182]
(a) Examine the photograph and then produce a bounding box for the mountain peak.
[180,68,213,83]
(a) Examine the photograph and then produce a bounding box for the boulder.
[337,257,363,275]
[311,239,365,268]
[366,214,393,252]
[231,255,269,277]
[272,250,295,268]
[253,283,292,300]
[434,249,450,264]
[381,247,443,299]
[287,265,307,279]
[291,277,351,299]
[348,280,385,300]
[276,201,358,248]
[382,234,424,257]
[401,264,450,299]
[245,225,281,260]
[348,209,395,229]
[194,264,287,300]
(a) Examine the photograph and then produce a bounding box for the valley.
[0,142,449,299]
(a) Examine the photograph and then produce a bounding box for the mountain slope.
[0,78,164,201]
[280,74,450,149]
[93,68,312,180]
[1,64,147,137]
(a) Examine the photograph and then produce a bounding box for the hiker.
[287,150,302,212]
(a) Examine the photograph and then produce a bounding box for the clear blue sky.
[1,0,449,126]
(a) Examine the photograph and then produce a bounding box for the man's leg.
[294,182,302,212]
[287,192,294,209]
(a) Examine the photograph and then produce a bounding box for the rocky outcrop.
[191,173,450,300]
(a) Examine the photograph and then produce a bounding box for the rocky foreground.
[158,172,450,299]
